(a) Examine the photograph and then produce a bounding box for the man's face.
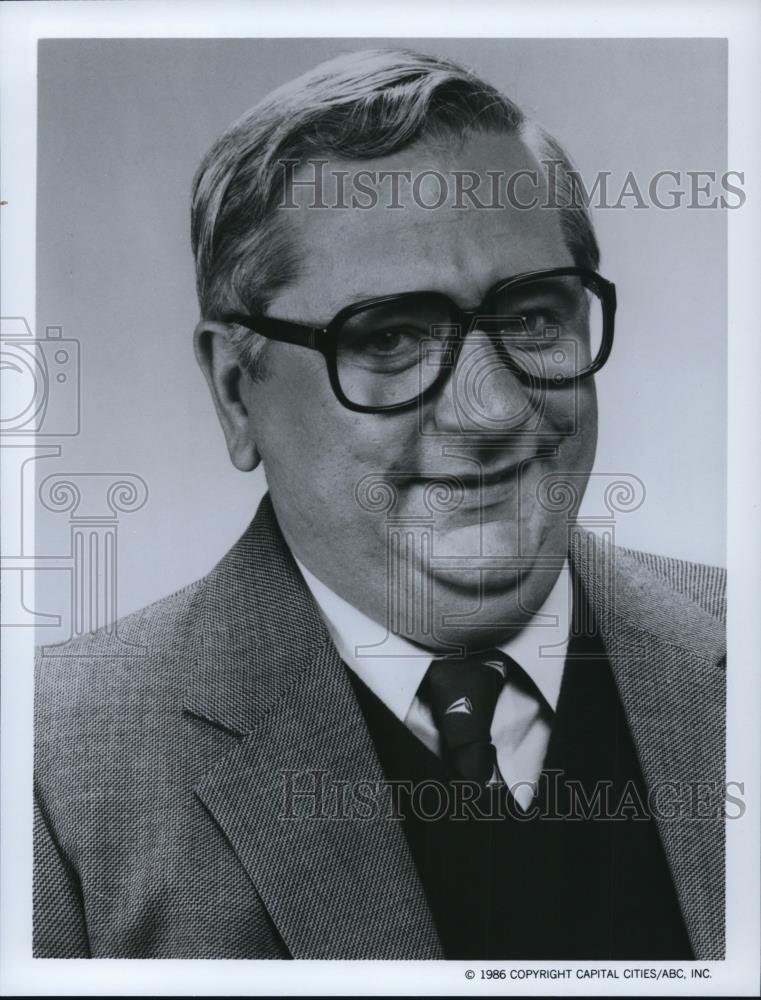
[238,130,597,651]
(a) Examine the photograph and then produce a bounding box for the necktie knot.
[423,649,515,786]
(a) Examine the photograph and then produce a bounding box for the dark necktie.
[422,649,515,786]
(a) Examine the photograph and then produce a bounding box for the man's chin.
[427,515,565,594]
[432,512,551,556]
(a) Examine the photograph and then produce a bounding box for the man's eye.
[512,310,557,334]
[361,327,418,355]
[339,322,427,373]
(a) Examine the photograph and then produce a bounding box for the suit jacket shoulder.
[571,528,725,661]
[36,577,202,694]
[616,543,726,624]
[35,579,205,799]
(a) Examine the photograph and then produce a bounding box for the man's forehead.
[271,130,570,315]
[302,213,563,290]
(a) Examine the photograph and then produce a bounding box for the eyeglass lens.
[334,275,604,408]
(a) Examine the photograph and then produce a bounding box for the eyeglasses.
[223,266,616,414]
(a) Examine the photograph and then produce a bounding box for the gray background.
[35,38,727,634]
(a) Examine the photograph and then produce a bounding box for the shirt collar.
[294,556,569,724]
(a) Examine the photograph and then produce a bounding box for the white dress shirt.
[294,558,570,810]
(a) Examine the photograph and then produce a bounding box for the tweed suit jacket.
[34,493,727,960]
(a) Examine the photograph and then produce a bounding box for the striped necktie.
[423,649,515,786]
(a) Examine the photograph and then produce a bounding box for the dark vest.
[346,625,693,960]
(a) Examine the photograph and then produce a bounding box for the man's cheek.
[544,384,596,438]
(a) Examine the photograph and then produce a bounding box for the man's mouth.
[444,455,541,510]
[418,452,539,486]
[459,459,533,487]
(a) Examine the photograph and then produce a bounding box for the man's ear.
[193,320,261,472]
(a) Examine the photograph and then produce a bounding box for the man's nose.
[425,330,544,436]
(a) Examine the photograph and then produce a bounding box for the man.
[34,49,726,960]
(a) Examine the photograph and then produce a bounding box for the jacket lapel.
[184,495,443,959]
[570,527,726,960]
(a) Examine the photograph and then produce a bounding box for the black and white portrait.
[3,10,758,991]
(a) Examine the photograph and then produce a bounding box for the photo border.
[1,1,759,995]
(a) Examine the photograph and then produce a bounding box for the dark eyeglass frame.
[223,265,617,414]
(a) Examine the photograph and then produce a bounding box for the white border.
[1,1,759,995]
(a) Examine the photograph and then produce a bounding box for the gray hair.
[191,48,599,373]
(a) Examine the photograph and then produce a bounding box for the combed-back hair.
[191,48,599,372]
